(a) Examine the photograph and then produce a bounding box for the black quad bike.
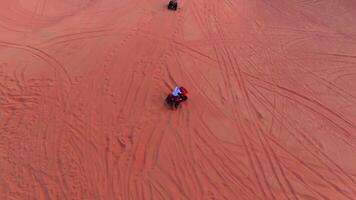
[165,94,187,109]
[168,0,178,11]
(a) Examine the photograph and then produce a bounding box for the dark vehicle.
[168,0,178,11]
[165,93,187,109]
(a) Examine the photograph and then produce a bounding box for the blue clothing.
[172,86,182,97]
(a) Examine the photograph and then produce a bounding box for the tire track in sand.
[247,81,356,199]
[211,13,280,200]
[0,40,72,84]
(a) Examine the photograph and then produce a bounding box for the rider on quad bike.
[168,0,178,11]
[172,86,187,98]
[166,86,188,109]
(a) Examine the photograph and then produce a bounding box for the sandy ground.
[1,0,356,199]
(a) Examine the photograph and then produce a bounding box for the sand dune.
[1,0,356,199]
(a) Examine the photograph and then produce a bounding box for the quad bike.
[168,0,178,11]
[165,94,187,109]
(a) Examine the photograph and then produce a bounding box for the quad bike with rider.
[165,86,188,109]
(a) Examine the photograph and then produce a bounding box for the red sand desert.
[1,0,356,199]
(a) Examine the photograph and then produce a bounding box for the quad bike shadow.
[165,93,188,109]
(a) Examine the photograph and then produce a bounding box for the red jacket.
[180,87,188,96]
